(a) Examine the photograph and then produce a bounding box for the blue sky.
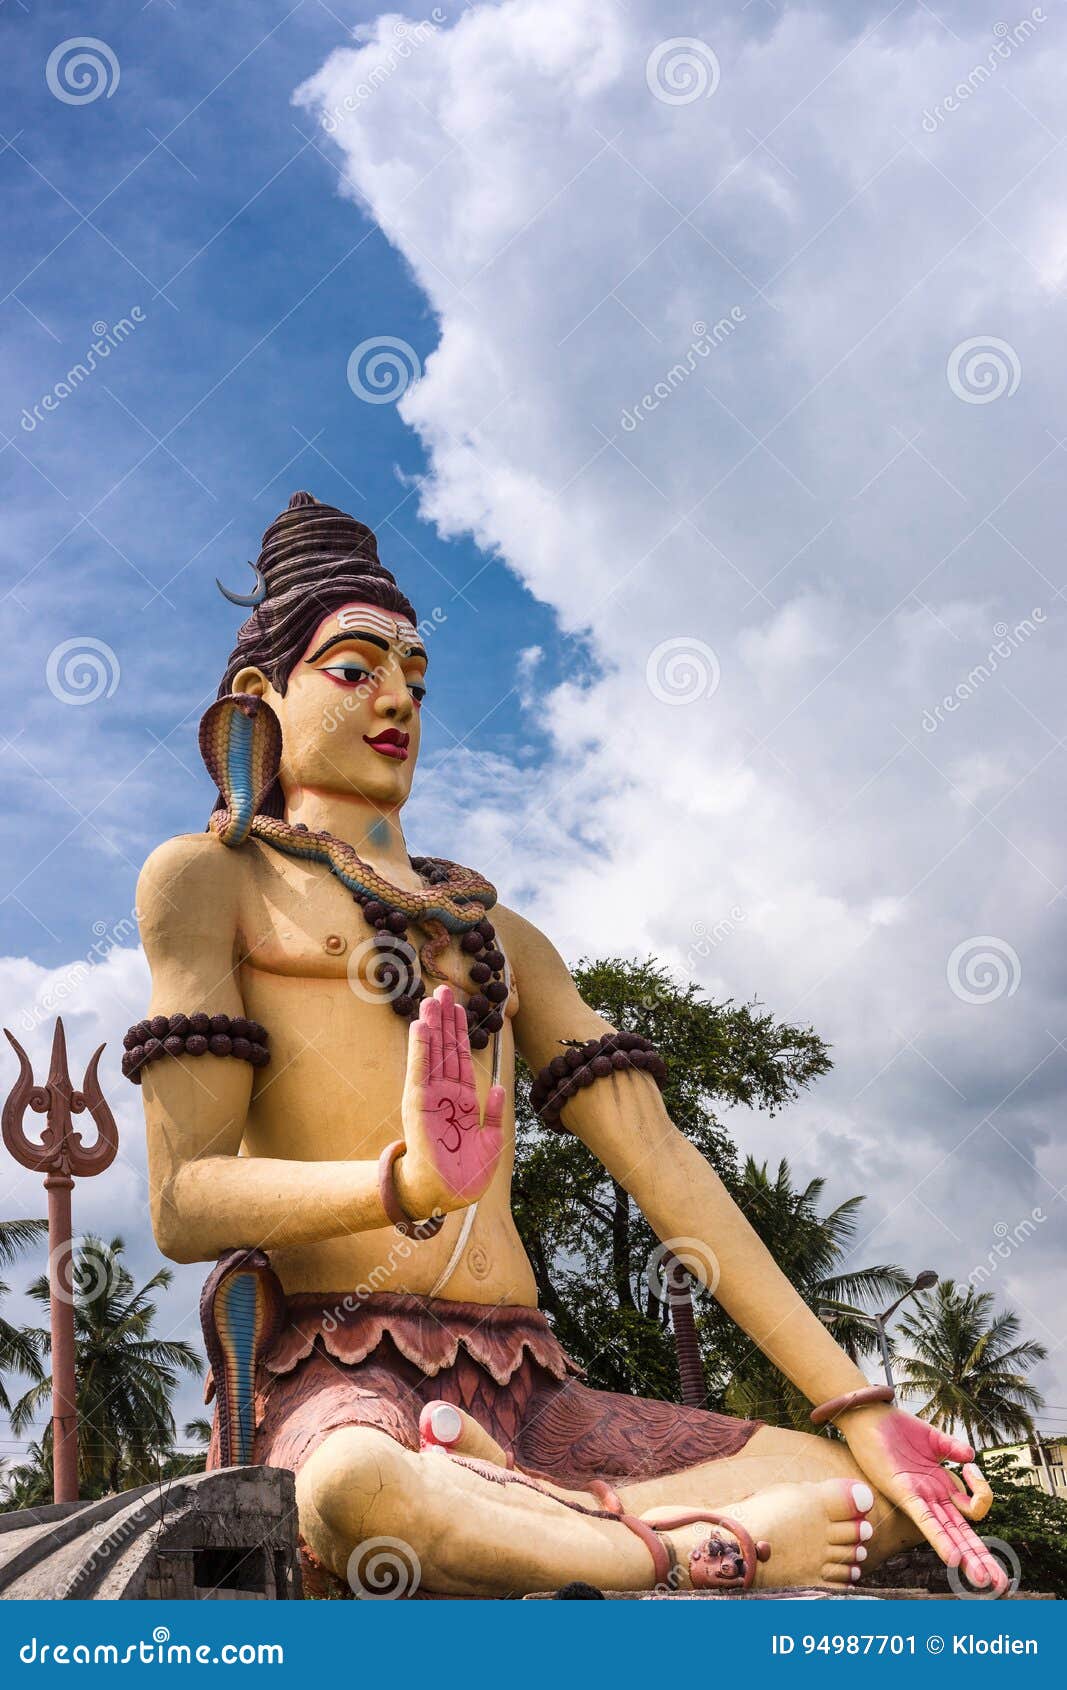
[1,0,564,960]
[2,0,1066,1455]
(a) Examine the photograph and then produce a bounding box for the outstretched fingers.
[900,1491,961,1570]
[933,1427,975,1464]
[904,1490,1009,1596]
[419,990,443,1081]
[483,1083,506,1136]
[406,1016,431,1090]
[933,1500,1009,1594]
[454,1003,476,1092]
[437,984,460,1081]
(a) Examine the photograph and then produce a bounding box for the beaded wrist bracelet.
[530,1031,668,1133]
[121,1013,270,1085]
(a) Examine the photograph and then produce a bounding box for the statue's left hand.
[841,1405,1006,1592]
[396,984,505,1217]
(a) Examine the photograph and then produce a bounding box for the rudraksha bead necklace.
[347,849,508,1050]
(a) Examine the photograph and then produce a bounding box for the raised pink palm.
[844,1406,1007,1593]
[398,984,505,1216]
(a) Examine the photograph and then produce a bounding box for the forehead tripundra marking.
[336,606,419,642]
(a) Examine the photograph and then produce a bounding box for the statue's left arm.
[499,904,870,1406]
[498,904,999,1585]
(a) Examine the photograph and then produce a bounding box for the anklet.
[121,1013,270,1084]
[377,1139,446,1240]
[588,1482,770,1592]
[810,1384,895,1427]
[530,1032,668,1133]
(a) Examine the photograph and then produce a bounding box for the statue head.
[217,493,426,814]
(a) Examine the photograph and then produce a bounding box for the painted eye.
[321,663,372,687]
[409,683,427,705]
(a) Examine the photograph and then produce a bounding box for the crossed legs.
[296,1413,924,1597]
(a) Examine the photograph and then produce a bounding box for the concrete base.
[0,1466,302,1601]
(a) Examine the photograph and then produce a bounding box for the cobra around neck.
[282,783,415,879]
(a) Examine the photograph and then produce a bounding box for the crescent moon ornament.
[216,561,267,606]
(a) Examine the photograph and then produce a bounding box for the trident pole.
[2,1020,118,1503]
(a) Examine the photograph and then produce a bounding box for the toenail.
[854,1546,867,1562]
[851,1482,874,1514]
[859,1520,873,1541]
[850,1566,861,1582]
[429,1403,462,1443]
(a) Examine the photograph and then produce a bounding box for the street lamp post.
[823,1269,939,1389]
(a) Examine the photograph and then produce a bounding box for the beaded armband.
[530,1032,668,1133]
[121,1013,270,1085]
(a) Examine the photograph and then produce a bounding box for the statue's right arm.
[137,835,393,1263]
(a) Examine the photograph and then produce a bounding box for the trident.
[2,1020,118,1503]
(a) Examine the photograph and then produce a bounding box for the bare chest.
[234,844,516,1011]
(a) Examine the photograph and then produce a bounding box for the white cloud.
[300,0,1067,1411]
[0,949,207,1448]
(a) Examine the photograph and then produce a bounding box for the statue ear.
[231,666,270,699]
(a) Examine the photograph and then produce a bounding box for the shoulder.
[491,903,570,978]
[137,832,243,940]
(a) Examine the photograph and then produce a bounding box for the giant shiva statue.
[132,492,1002,1597]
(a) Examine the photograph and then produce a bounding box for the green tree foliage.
[0,1219,47,1416]
[8,1235,202,1499]
[0,1440,53,1511]
[973,1453,1067,1599]
[512,955,842,1400]
[896,1280,1047,1448]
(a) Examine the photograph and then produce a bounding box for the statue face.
[234,601,427,808]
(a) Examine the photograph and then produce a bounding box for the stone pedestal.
[0,1466,301,1601]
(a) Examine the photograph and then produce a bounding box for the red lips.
[363,728,410,761]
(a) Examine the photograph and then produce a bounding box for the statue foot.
[643,1476,876,1592]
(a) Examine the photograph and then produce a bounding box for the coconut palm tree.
[10,1235,202,1496]
[895,1279,1046,1450]
[0,1218,47,1415]
[711,1157,912,1427]
[0,1440,53,1511]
